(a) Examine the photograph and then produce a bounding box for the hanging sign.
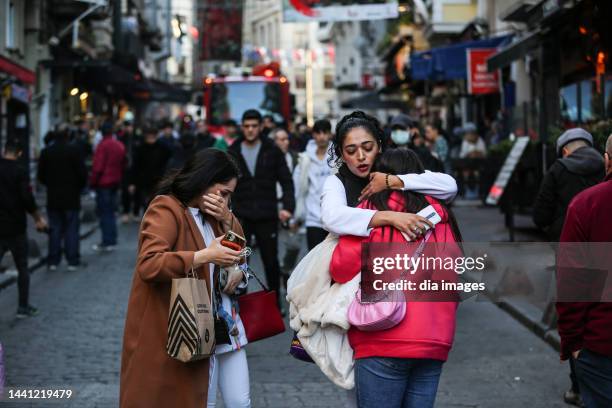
[467,48,500,95]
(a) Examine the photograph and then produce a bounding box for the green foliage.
[548,120,612,153]
[488,139,517,156]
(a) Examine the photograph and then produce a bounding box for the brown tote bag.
[167,267,215,362]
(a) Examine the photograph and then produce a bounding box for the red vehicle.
[203,63,291,133]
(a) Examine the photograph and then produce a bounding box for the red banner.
[467,48,499,95]
[199,1,242,62]
[0,55,35,85]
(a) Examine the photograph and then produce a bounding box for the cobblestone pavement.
[0,207,572,407]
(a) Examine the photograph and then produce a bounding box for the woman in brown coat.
[120,149,244,408]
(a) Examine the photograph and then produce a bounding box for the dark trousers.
[0,234,29,307]
[96,188,118,246]
[121,180,139,216]
[574,349,612,408]
[48,209,80,266]
[570,357,581,393]
[137,186,156,212]
[306,227,328,250]
[241,219,281,304]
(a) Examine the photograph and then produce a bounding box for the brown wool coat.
[120,194,242,408]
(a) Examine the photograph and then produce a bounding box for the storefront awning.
[0,55,35,85]
[140,79,192,103]
[411,35,512,81]
[487,31,541,71]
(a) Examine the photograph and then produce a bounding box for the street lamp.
[79,92,88,101]
[70,88,79,96]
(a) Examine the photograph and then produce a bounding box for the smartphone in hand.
[221,231,246,251]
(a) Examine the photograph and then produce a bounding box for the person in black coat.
[1,139,47,317]
[128,127,171,210]
[533,128,605,241]
[195,120,216,151]
[38,127,87,270]
[228,109,295,307]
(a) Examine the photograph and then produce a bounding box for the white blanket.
[287,234,359,390]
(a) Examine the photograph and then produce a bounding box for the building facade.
[242,0,337,122]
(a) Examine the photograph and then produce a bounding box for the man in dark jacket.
[556,134,612,408]
[90,121,126,252]
[0,139,47,317]
[128,127,171,210]
[533,128,604,241]
[38,126,87,270]
[195,120,215,151]
[117,121,140,223]
[229,109,295,305]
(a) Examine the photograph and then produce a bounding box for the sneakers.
[563,389,584,407]
[92,243,116,253]
[16,305,39,319]
[48,265,58,271]
[67,265,78,272]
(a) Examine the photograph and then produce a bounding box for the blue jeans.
[355,357,443,408]
[574,349,612,408]
[96,188,118,246]
[47,209,80,266]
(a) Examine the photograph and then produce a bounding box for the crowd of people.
[0,105,610,408]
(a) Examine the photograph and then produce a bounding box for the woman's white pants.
[207,348,251,408]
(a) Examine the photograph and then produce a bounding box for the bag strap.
[238,246,271,292]
[187,264,199,279]
[397,230,432,280]
[249,267,270,292]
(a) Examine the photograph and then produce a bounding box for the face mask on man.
[391,130,410,146]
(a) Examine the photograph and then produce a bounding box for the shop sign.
[467,48,499,95]
[3,84,31,104]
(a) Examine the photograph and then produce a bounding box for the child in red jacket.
[330,148,462,408]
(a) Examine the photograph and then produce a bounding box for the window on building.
[295,72,306,89]
[560,78,611,124]
[259,25,265,48]
[6,1,15,49]
[560,84,578,123]
[581,80,594,122]
[605,78,612,118]
[324,70,334,89]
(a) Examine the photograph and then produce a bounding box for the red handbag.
[238,271,285,343]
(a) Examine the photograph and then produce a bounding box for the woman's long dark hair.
[156,148,240,205]
[366,148,462,242]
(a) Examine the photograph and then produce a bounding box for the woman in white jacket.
[321,111,457,239]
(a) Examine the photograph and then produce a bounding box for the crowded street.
[0,204,569,407]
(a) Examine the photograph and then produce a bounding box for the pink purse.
[347,230,431,331]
